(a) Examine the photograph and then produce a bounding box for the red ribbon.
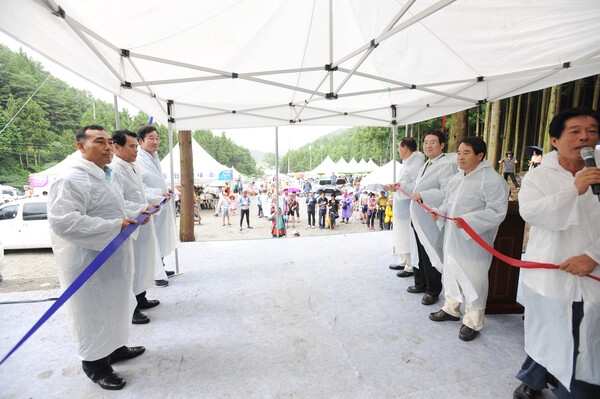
[396,186,600,282]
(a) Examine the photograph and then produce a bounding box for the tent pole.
[113,95,120,130]
[167,100,180,273]
[275,127,280,237]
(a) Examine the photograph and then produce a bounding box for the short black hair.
[76,125,105,142]
[112,129,138,146]
[137,125,158,140]
[549,107,600,142]
[400,137,417,152]
[459,136,487,158]
[424,130,446,146]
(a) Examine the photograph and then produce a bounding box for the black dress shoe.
[458,324,479,341]
[138,299,160,310]
[421,294,439,305]
[389,264,405,270]
[513,382,541,399]
[94,371,126,390]
[429,309,460,322]
[397,270,414,278]
[132,310,150,325]
[109,345,146,364]
[165,270,175,277]
[407,285,426,294]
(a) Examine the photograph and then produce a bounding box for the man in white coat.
[385,137,424,277]
[408,130,457,306]
[48,125,145,390]
[111,129,163,325]
[428,136,508,341]
[513,108,600,399]
[136,125,178,287]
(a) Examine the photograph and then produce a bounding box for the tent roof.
[1,1,599,130]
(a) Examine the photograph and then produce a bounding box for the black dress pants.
[412,224,442,297]
[82,356,112,381]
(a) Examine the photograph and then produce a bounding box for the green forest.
[0,45,258,187]
[2,43,600,187]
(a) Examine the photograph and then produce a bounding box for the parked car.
[1,185,26,203]
[0,197,51,249]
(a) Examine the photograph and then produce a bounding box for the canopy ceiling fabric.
[1,1,600,130]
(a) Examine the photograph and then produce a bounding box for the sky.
[0,31,349,152]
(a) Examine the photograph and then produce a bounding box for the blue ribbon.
[0,197,171,367]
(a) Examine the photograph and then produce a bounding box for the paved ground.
[1,194,556,398]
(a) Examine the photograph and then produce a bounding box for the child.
[229,195,237,216]
[221,196,231,226]
[384,198,393,230]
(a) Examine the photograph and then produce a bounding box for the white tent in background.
[346,158,359,174]
[160,140,233,184]
[356,159,370,174]
[335,157,351,174]
[360,160,403,187]
[366,160,379,171]
[310,155,338,176]
[28,151,81,196]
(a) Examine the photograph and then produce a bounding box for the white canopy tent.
[360,160,403,187]
[1,0,599,131]
[310,155,338,176]
[28,151,81,196]
[160,140,233,185]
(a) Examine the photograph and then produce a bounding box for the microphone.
[580,147,600,198]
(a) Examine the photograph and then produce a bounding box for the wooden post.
[179,130,195,242]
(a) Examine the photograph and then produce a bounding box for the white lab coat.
[393,151,424,255]
[110,156,162,294]
[409,153,458,271]
[519,150,600,388]
[136,148,178,258]
[434,160,508,310]
[48,157,135,361]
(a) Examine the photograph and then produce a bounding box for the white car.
[0,197,51,249]
[1,185,27,203]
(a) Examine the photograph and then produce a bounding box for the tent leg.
[167,100,180,274]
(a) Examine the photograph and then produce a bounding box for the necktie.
[422,160,432,176]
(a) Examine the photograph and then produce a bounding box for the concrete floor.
[0,231,552,398]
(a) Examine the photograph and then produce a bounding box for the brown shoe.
[421,294,439,305]
[429,309,460,322]
[458,324,479,341]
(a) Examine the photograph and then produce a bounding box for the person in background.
[528,149,542,171]
[331,172,337,185]
[367,192,377,230]
[377,191,388,230]
[340,190,353,224]
[328,193,340,228]
[136,125,177,287]
[384,198,393,230]
[498,150,520,189]
[317,191,328,229]
[238,190,252,231]
[428,136,508,342]
[48,125,145,390]
[257,190,264,218]
[513,108,600,399]
[303,179,312,198]
[306,191,316,229]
